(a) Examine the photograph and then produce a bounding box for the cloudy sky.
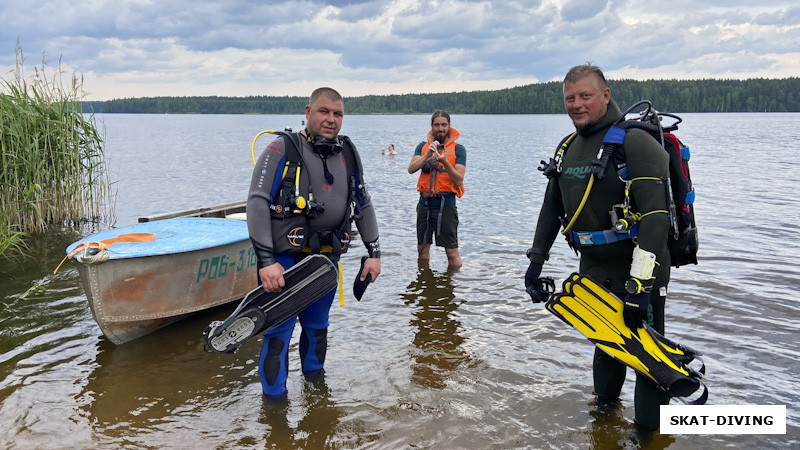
[2,0,798,101]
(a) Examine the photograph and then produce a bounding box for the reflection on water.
[259,375,344,449]
[401,260,469,390]
[77,303,353,448]
[78,308,245,446]
[586,398,677,450]
[83,333,221,434]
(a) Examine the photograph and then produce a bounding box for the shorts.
[416,202,459,249]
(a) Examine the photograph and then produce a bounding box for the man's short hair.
[309,87,343,108]
[431,109,451,126]
[563,63,608,91]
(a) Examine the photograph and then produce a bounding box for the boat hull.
[69,204,258,344]
[76,239,257,344]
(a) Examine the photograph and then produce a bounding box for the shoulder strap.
[278,131,304,162]
[268,132,304,203]
[339,135,367,207]
[594,125,628,180]
[608,118,676,181]
[597,113,667,181]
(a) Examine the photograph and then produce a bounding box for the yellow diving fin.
[545,273,707,404]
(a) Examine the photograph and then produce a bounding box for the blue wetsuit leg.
[258,254,338,396]
[298,285,335,374]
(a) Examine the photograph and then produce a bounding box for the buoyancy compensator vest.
[268,131,368,258]
[539,100,698,268]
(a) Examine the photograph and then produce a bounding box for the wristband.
[366,240,381,259]
[526,247,549,262]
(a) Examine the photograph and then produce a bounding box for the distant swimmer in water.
[386,144,397,156]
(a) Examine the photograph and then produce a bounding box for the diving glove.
[524,262,554,303]
[622,272,655,329]
[622,291,650,329]
[353,255,372,301]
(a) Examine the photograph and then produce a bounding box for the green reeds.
[1,44,110,257]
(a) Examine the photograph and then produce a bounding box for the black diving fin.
[545,273,708,405]
[204,254,338,354]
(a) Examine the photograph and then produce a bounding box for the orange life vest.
[416,127,465,198]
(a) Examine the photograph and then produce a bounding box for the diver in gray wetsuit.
[247,87,381,397]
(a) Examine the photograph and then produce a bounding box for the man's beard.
[574,119,597,134]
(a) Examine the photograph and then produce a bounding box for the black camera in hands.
[422,142,443,173]
[422,158,438,173]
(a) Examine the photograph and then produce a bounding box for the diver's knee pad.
[299,328,327,373]
[259,336,289,397]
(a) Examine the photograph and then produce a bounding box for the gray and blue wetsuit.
[246,133,379,397]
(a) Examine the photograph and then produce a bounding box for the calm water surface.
[1,112,798,448]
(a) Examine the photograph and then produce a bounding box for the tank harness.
[539,101,695,265]
[262,131,369,256]
[254,130,371,305]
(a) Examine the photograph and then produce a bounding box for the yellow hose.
[561,176,594,235]
[251,130,277,165]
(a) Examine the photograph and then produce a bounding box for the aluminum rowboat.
[66,202,256,344]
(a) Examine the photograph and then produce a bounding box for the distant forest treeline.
[84,78,800,114]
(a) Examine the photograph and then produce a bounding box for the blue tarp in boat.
[66,218,249,260]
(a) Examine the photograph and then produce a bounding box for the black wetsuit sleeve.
[529,178,564,264]
[351,146,381,257]
[624,129,670,258]
[246,136,287,267]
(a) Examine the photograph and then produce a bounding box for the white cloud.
[1,0,797,100]
[608,51,800,81]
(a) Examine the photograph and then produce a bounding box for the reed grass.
[1,43,110,257]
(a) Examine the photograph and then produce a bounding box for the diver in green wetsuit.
[524,64,672,430]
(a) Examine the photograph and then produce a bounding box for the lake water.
[1,112,798,448]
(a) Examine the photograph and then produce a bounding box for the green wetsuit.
[531,99,672,428]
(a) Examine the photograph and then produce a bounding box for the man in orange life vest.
[408,110,466,267]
